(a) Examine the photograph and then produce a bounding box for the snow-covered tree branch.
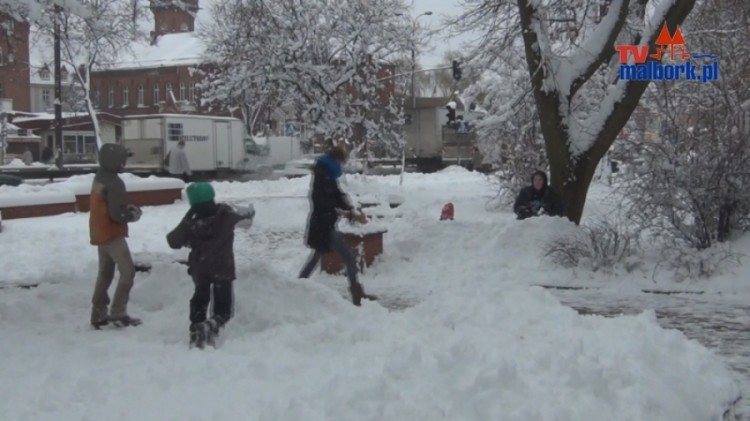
[33,0,146,149]
[621,0,750,251]
[458,0,698,224]
[199,0,415,156]
[1,0,90,22]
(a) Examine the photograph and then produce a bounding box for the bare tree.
[1,0,89,21]
[33,0,145,148]
[621,0,750,250]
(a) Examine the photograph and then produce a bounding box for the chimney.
[150,0,199,44]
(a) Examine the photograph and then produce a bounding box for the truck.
[121,114,264,176]
[401,97,487,172]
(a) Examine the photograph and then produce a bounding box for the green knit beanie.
[186,182,215,206]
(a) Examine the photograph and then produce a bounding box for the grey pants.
[299,230,358,286]
[91,237,136,323]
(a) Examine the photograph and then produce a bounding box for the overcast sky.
[410,0,480,68]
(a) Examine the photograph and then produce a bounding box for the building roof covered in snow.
[100,32,206,71]
[28,0,218,75]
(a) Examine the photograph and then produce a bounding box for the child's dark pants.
[190,281,234,327]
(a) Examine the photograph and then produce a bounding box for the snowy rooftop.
[13,112,92,123]
[28,40,78,85]
[28,0,219,73]
[100,32,206,71]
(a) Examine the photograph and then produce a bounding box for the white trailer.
[121,114,250,173]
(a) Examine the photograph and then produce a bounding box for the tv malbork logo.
[615,23,718,83]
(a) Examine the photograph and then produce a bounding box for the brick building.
[0,13,31,112]
[88,0,207,117]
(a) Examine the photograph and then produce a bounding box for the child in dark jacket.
[166,182,254,348]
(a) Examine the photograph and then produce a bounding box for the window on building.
[166,83,173,100]
[137,85,144,106]
[122,86,129,107]
[93,89,100,108]
[63,134,98,155]
[42,89,51,107]
[153,84,160,105]
[167,123,183,142]
[188,82,195,103]
[40,67,51,80]
[108,87,114,108]
[179,82,186,101]
[0,82,4,98]
[60,67,68,81]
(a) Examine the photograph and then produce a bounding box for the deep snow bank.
[0,171,741,420]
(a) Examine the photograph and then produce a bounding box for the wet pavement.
[546,287,750,420]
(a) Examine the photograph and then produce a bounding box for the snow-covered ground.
[0,168,743,420]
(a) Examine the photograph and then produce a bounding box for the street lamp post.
[396,11,432,186]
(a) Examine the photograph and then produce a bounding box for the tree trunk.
[551,152,600,224]
[77,66,103,150]
[516,0,696,225]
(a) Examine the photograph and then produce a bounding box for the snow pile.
[1,158,27,168]
[58,173,185,194]
[0,171,741,419]
[0,174,186,207]
[0,183,76,207]
[439,164,471,174]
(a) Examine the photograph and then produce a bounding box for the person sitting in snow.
[166,182,255,348]
[298,144,377,306]
[513,170,564,220]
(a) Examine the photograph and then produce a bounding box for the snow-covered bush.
[543,215,641,273]
[620,0,750,251]
[655,244,743,281]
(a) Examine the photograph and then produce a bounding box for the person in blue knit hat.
[166,182,254,349]
[298,144,377,306]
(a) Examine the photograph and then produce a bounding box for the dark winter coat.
[304,154,353,251]
[166,202,249,284]
[513,171,565,220]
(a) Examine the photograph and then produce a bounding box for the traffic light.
[452,60,462,81]
[446,106,456,124]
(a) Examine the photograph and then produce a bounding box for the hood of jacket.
[98,143,129,174]
[531,170,548,189]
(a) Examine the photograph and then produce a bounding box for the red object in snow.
[440,202,454,221]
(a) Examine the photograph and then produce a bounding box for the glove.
[233,204,255,228]
[351,212,368,224]
[126,204,142,222]
[346,210,367,224]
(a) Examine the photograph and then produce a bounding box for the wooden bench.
[69,176,185,212]
[0,191,77,220]
[321,224,387,275]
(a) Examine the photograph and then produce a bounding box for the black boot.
[205,318,221,347]
[349,282,378,306]
[189,323,206,349]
